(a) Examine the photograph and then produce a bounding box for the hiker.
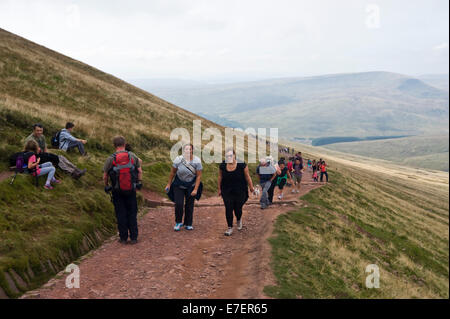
[312,159,317,174]
[256,158,276,209]
[165,144,203,231]
[307,159,312,170]
[218,148,255,236]
[275,160,291,200]
[24,123,86,179]
[25,140,60,190]
[291,157,303,193]
[312,170,318,182]
[125,143,143,178]
[320,160,329,183]
[104,136,142,245]
[59,122,87,156]
[267,157,281,205]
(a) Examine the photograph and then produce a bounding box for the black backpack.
[51,130,62,148]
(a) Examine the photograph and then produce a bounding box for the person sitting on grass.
[24,123,86,179]
[59,122,88,156]
[25,140,60,190]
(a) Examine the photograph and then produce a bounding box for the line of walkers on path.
[100,135,331,244]
[9,122,88,190]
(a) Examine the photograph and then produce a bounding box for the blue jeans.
[38,162,56,185]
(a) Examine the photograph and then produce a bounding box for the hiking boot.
[225,228,233,236]
[237,219,243,230]
[129,239,138,245]
[118,239,127,244]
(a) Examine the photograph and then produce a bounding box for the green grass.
[265,165,449,298]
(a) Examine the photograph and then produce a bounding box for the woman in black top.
[218,148,255,236]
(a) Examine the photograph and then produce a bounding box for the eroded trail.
[22,169,323,299]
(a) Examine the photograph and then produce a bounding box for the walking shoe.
[174,223,183,231]
[225,228,233,236]
[51,179,61,184]
[129,239,138,245]
[118,239,127,244]
[237,219,243,230]
[44,184,54,190]
[291,189,296,193]
[185,225,194,231]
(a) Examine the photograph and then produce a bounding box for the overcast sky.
[0,0,448,82]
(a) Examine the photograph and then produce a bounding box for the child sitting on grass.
[25,140,61,190]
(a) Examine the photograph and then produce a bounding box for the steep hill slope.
[0,27,232,298]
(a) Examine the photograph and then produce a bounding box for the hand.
[104,186,113,193]
[249,186,255,193]
[164,184,170,193]
[37,157,41,164]
[190,189,197,197]
[136,182,143,190]
[82,140,87,144]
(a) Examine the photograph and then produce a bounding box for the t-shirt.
[219,161,248,197]
[321,163,327,172]
[287,161,293,171]
[293,163,303,176]
[278,167,288,178]
[103,151,141,173]
[256,164,276,183]
[25,134,46,152]
[172,155,202,183]
[28,154,41,176]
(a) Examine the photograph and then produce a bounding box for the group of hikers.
[10,124,330,244]
[12,122,88,189]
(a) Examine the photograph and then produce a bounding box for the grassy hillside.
[0,27,243,298]
[264,142,449,298]
[323,135,449,172]
[144,72,449,139]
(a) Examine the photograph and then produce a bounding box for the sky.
[0,0,448,82]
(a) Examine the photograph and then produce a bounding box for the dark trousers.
[37,152,60,167]
[67,140,85,155]
[320,171,328,182]
[173,185,195,226]
[112,191,138,241]
[222,193,245,228]
[268,179,277,204]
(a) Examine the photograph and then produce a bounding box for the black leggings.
[173,185,195,226]
[222,193,246,228]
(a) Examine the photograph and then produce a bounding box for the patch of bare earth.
[22,169,324,299]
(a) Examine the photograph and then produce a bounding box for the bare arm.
[191,170,202,195]
[165,167,177,190]
[218,168,223,196]
[103,172,109,186]
[244,166,255,192]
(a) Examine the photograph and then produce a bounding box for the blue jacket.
[59,129,78,151]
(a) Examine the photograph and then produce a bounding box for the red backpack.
[108,151,138,194]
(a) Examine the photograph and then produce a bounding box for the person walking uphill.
[59,122,88,156]
[103,136,142,245]
[218,148,255,236]
[256,158,276,210]
[165,144,203,231]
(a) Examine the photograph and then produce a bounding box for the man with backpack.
[21,123,86,179]
[103,136,142,245]
[59,122,88,156]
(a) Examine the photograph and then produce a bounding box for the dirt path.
[22,169,324,299]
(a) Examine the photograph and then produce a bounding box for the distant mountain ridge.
[145,71,449,139]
